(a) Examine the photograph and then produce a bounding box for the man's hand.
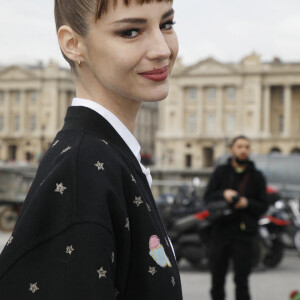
[223,189,238,203]
[234,196,248,209]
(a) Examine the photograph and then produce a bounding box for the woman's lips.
[139,66,169,82]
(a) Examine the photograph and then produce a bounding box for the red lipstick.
[139,66,169,82]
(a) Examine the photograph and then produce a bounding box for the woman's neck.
[76,81,141,134]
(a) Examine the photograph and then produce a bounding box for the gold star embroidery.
[61,146,71,154]
[29,282,39,293]
[97,267,107,279]
[133,196,143,207]
[146,203,151,212]
[125,218,130,231]
[101,139,108,145]
[94,161,105,171]
[148,266,157,276]
[7,235,13,246]
[131,175,136,183]
[112,252,115,263]
[55,183,67,195]
[171,277,176,286]
[52,140,59,147]
[66,245,74,255]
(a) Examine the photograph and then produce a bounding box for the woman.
[0,0,181,299]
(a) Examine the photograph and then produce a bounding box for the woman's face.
[81,0,178,103]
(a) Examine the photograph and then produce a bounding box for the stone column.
[284,85,292,137]
[216,86,224,136]
[20,90,26,136]
[263,85,271,136]
[4,91,10,134]
[236,86,244,133]
[197,86,204,135]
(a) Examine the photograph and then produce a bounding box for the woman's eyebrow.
[113,8,175,24]
[162,8,174,20]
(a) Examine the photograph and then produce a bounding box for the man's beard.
[235,157,249,165]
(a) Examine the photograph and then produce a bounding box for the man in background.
[204,135,268,300]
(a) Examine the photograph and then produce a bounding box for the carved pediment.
[180,57,236,76]
[0,66,36,80]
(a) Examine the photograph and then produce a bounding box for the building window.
[207,87,216,102]
[206,114,215,132]
[15,91,21,104]
[0,91,4,104]
[14,115,20,131]
[226,113,236,132]
[29,115,36,131]
[279,115,284,133]
[185,154,192,168]
[187,113,196,132]
[0,116,4,131]
[227,87,235,102]
[30,91,37,104]
[187,87,197,101]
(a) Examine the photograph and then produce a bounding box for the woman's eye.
[121,29,139,38]
[161,20,176,30]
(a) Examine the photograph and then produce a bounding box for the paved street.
[1,231,299,299]
[179,251,300,300]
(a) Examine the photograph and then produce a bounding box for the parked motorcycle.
[254,201,290,267]
[280,198,300,253]
[167,199,290,270]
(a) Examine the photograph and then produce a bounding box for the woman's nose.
[146,30,172,61]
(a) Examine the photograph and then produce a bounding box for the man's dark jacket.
[0,107,182,300]
[204,158,268,236]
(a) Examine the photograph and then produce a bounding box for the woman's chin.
[140,86,169,102]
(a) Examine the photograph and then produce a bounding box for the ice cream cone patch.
[149,235,172,268]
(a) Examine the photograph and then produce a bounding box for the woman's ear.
[57,25,84,64]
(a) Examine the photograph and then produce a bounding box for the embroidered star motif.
[125,218,130,231]
[101,139,108,145]
[148,266,157,276]
[66,245,74,255]
[7,235,13,246]
[115,289,120,297]
[29,282,39,294]
[61,146,71,154]
[133,196,143,207]
[171,277,176,286]
[94,161,105,171]
[112,252,115,263]
[146,203,151,212]
[52,140,59,147]
[97,267,107,279]
[55,183,67,195]
[131,175,136,183]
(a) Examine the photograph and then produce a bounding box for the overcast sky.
[1,0,300,68]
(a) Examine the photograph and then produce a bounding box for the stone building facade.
[0,61,158,163]
[0,61,75,162]
[156,54,300,169]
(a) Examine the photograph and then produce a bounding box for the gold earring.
[78,60,81,67]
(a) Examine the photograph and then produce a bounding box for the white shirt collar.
[71,97,152,186]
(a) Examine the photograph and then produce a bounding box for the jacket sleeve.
[246,172,268,217]
[0,134,127,299]
[203,167,227,204]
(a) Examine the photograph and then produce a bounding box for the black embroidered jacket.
[0,106,183,300]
